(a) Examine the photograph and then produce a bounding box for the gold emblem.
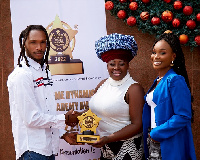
[46,15,84,75]
[49,28,70,53]
[77,109,101,143]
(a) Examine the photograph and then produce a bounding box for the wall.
[0,0,199,159]
[0,0,15,159]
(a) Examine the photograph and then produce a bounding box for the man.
[7,25,79,160]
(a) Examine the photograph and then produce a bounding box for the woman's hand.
[148,133,159,143]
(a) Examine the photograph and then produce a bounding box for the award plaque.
[46,15,84,75]
[77,109,101,143]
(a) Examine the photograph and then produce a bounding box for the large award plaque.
[77,109,101,143]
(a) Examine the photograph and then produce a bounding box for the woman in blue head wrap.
[90,33,145,160]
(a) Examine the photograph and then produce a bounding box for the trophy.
[77,109,101,143]
[46,15,84,75]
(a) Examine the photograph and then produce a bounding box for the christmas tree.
[105,0,200,47]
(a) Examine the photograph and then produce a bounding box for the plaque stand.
[48,55,84,75]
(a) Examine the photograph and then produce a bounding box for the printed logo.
[49,28,70,53]
[33,77,44,88]
[34,77,53,88]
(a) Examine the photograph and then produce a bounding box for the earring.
[170,61,174,67]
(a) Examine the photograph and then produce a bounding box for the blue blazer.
[143,69,196,160]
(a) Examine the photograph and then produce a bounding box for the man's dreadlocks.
[18,25,50,77]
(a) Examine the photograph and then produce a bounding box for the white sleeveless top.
[89,72,137,137]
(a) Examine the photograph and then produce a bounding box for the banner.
[10,0,108,159]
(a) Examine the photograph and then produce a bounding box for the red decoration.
[172,18,181,28]
[195,35,200,46]
[119,0,127,3]
[129,0,134,1]
[163,0,171,3]
[161,10,173,23]
[179,34,189,44]
[186,20,196,30]
[117,10,127,19]
[173,1,183,10]
[140,11,150,21]
[105,1,114,10]
[151,17,160,25]
[183,6,193,16]
[196,13,200,22]
[142,0,150,4]
[127,16,137,26]
[129,2,138,11]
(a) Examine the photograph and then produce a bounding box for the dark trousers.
[18,151,55,160]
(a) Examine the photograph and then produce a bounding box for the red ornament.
[179,34,189,44]
[142,0,150,4]
[105,1,114,10]
[173,1,183,10]
[151,17,160,25]
[172,18,181,28]
[196,13,200,22]
[117,10,127,19]
[140,11,150,21]
[186,20,196,30]
[129,2,138,11]
[195,35,200,46]
[127,16,137,26]
[129,0,134,1]
[119,0,127,3]
[161,10,173,23]
[163,0,171,3]
[183,6,193,16]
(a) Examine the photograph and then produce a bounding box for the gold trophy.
[46,15,84,75]
[77,109,101,143]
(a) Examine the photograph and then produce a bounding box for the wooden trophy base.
[49,59,84,75]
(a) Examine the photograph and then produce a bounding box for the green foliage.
[106,0,200,47]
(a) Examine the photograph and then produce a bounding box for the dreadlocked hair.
[18,25,50,78]
[153,32,194,122]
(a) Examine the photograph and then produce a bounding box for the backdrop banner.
[10,0,108,159]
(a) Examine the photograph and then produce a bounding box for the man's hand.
[91,136,109,148]
[65,109,79,127]
[61,132,83,145]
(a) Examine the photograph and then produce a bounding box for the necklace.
[157,76,163,82]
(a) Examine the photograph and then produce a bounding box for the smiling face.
[151,39,176,76]
[25,30,47,64]
[107,59,129,81]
